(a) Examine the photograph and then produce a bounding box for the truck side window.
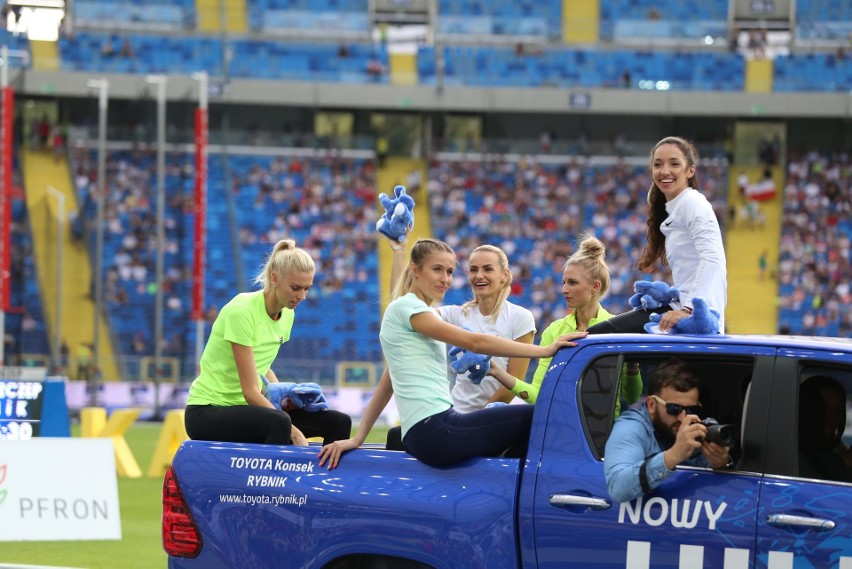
[582,355,755,463]
[797,372,852,483]
[579,355,622,459]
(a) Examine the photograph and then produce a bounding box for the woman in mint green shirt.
[488,235,642,414]
[185,239,351,446]
[321,238,585,468]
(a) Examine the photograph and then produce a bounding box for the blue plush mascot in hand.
[376,185,415,243]
[629,280,680,311]
[261,375,329,412]
[448,346,492,385]
[646,297,721,335]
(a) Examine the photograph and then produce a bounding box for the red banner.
[1,87,13,311]
[191,107,208,321]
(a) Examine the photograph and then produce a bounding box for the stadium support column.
[191,71,208,375]
[0,45,11,366]
[87,78,108,385]
[146,74,167,419]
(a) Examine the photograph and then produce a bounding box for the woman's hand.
[486,360,505,376]
[317,438,361,469]
[386,225,412,252]
[542,332,588,356]
[657,309,690,333]
[291,426,308,447]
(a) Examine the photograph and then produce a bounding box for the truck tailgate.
[169,440,524,569]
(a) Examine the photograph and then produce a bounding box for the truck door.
[523,343,776,568]
[755,351,852,568]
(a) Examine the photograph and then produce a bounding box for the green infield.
[1,422,390,569]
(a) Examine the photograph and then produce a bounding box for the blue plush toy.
[376,185,415,243]
[646,297,721,335]
[629,280,680,310]
[447,346,492,385]
[261,375,329,412]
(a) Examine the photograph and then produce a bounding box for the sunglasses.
[650,394,702,417]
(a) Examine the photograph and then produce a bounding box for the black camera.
[698,418,737,447]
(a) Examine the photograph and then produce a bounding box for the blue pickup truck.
[163,334,852,568]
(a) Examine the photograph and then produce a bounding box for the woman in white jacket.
[589,136,727,334]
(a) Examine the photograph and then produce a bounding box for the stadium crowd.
[778,149,852,336]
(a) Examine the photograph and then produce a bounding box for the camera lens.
[705,423,737,447]
[699,418,737,447]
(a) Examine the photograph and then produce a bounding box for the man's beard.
[653,415,677,446]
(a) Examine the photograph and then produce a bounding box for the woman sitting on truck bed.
[319,238,585,468]
[184,239,351,447]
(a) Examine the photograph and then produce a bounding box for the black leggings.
[401,405,535,467]
[185,404,351,445]
[586,307,670,334]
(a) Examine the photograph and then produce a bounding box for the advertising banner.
[0,438,121,541]
[63,382,399,425]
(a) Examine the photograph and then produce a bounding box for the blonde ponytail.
[254,239,316,292]
[565,234,610,300]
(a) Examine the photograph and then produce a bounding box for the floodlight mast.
[87,77,108,388]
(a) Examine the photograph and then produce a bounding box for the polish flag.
[746,179,776,202]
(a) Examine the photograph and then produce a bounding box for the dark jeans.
[386,425,404,451]
[186,404,351,445]
[401,405,535,467]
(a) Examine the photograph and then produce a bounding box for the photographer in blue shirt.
[604,358,731,502]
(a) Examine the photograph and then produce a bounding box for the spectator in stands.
[318,238,586,469]
[758,249,769,280]
[539,130,552,153]
[185,239,352,446]
[37,117,50,151]
[587,137,727,334]
[51,124,66,163]
[101,33,119,57]
[366,57,385,81]
[3,333,16,366]
[131,332,147,355]
[375,133,389,167]
[76,342,93,382]
[119,38,135,59]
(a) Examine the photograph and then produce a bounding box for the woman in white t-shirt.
[430,245,535,411]
[318,238,584,468]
